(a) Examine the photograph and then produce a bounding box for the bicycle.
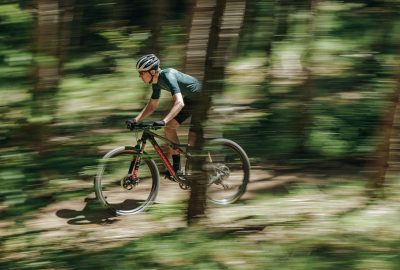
[94,121,251,215]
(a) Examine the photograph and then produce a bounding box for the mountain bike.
[94,122,250,215]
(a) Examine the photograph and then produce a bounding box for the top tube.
[126,121,189,151]
[126,121,163,131]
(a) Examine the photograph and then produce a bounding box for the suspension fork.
[128,137,147,178]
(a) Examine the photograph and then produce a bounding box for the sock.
[172,154,181,172]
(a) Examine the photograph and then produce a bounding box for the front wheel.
[94,146,160,215]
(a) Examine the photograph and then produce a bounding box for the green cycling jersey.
[151,68,201,100]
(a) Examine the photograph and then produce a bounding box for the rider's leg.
[165,119,181,173]
[165,97,192,176]
[165,119,180,155]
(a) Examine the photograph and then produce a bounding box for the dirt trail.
[1,165,369,253]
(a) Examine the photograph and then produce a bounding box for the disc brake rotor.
[121,175,139,190]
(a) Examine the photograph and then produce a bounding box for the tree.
[369,62,400,194]
[185,0,247,224]
[32,0,61,119]
[28,0,73,150]
[294,0,317,155]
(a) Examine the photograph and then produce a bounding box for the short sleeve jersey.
[151,68,201,100]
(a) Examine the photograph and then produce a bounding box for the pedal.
[163,170,175,181]
[164,171,171,179]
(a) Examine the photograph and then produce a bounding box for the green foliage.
[224,0,400,161]
[0,1,400,267]
[0,4,33,87]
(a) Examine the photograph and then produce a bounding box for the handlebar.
[125,121,163,131]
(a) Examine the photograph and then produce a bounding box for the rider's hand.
[126,119,138,130]
[153,120,166,127]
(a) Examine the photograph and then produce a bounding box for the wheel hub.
[121,175,139,190]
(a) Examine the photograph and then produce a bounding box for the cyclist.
[129,54,202,177]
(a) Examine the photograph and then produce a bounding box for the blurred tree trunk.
[30,0,73,143]
[137,1,169,106]
[32,0,73,118]
[238,0,256,51]
[366,6,398,195]
[32,0,61,119]
[148,1,168,56]
[185,0,247,225]
[294,0,317,155]
[185,0,222,225]
[255,0,291,148]
[135,0,169,57]
[21,0,73,205]
[263,0,291,90]
[110,0,130,28]
[70,1,83,47]
[369,65,400,193]
[184,0,216,81]
[273,0,290,43]
[58,0,74,73]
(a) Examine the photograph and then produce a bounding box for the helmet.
[136,54,160,72]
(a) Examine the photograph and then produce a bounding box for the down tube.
[149,137,176,178]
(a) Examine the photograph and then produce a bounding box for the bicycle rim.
[205,139,250,204]
[95,147,159,215]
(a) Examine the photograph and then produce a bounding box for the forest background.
[1,0,400,269]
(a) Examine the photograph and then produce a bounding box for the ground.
[1,163,399,269]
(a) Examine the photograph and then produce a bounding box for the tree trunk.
[58,0,74,75]
[31,0,72,117]
[263,0,291,91]
[184,0,217,81]
[148,1,168,56]
[30,0,72,145]
[369,63,400,193]
[32,0,61,119]
[185,0,222,225]
[186,0,247,225]
[251,0,291,128]
[294,0,317,155]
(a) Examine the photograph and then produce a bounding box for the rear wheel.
[95,146,159,215]
[186,139,250,204]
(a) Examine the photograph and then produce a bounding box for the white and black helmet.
[136,54,160,72]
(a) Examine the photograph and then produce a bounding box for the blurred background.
[1,0,400,269]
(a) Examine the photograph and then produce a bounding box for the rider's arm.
[162,93,184,123]
[135,98,160,122]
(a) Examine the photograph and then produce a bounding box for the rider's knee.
[165,120,180,131]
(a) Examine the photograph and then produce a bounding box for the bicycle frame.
[129,129,189,182]
[95,123,251,214]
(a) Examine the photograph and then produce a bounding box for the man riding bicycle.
[128,54,202,177]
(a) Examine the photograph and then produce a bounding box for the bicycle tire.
[186,138,250,204]
[94,146,160,215]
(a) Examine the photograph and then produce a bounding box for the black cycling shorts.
[174,95,211,134]
[174,97,197,125]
